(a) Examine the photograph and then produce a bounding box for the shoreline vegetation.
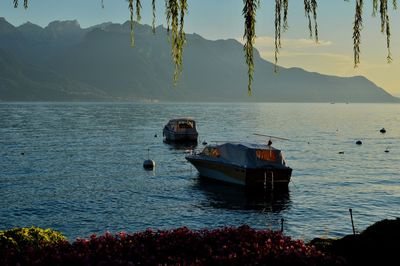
[1,218,398,265]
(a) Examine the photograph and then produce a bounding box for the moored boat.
[185,142,292,190]
[163,118,198,142]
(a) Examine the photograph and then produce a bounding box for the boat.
[163,118,198,142]
[185,141,292,190]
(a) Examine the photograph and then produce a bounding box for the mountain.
[0,47,109,101]
[0,17,398,102]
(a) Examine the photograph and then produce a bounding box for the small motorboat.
[186,141,292,190]
[163,118,198,142]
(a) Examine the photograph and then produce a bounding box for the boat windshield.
[178,121,194,129]
[201,147,220,158]
[256,149,281,163]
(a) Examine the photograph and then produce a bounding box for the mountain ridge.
[0,17,398,103]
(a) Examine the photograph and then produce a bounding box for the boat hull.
[186,156,292,189]
[163,128,198,142]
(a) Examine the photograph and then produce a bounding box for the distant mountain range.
[0,17,398,102]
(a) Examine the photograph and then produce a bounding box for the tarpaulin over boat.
[201,142,286,168]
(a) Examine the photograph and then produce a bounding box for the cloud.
[254,36,332,48]
[236,35,400,95]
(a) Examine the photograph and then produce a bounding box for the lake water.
[0,102,399,241]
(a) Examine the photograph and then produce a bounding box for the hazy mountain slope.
[49,22,397,102]
[0,17,398,102]
[0,48,107,101]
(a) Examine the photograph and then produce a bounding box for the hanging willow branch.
[13,0,27,8]
[353,0,363,67]
[274,0,282,73]
[283,0,289,31]
[152,0,156,33]
[385,5,392,62]
[379,0,392,62]
[165,0,171,33]
[128,0,135,47]
[243,0,259,95]
[310,0,318,42]
[303,0,318,42]
[373,0,379,15]
[166,0,187,85]
[304,0,313,39]
[127,0,141,47]
[136,0,142,22]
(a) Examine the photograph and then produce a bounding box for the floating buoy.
[356,140,362,145]
[384,149,389,153]
[143,149,155,170]
[380,128,386,134]
[202,141,207,145]
[21,152,25,155]
[154,134,158,138]
[338,151,344,154]
[143,159,155,170]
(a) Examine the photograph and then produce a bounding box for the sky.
[1,0,399,96]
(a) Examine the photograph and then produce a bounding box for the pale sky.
[1,0,399,96]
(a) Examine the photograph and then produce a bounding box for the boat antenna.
[253,133,290,141]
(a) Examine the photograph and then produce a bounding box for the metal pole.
[281,218,284,232]
[349,208,356,235]
[271,171,274,191]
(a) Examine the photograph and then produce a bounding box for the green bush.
[0,226,66,252]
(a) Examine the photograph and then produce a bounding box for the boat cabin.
[199,142,287,167]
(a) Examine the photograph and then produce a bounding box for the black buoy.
[380,128,386,134]
[338,151,344,154]
[143,149,155,170]
[154,134,158,138]
[143,159,155,170]
[21,152,25,155]
[356,140,362,145]
[202,141,207,145]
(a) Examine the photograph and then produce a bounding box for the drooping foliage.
[11,0,399,94]
[152,0,156,33]
[165,0,187,85]
[274,0,290,73]
[243,0,260,95]
[353,0,364,67]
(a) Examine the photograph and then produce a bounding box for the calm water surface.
[0,102,399,241]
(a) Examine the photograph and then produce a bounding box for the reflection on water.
[193,178,291,213]
[163,140,198,151]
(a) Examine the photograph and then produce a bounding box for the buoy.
[202,141,207,145]
[356,140,362,145]
[338,151,344,154]
[21,152,25,155]
[384,149,389,153]
[143,159,155,170]
[380,128,386,134]
[143,149,155,170]
[154,134,158,138]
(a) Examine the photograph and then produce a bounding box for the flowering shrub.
[1,225,344,265]
[0,226,67,265]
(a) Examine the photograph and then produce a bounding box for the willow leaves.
[165,0,187,85]
[243,0,260,95]
[13,0,28,8]
[274,0,289,73]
